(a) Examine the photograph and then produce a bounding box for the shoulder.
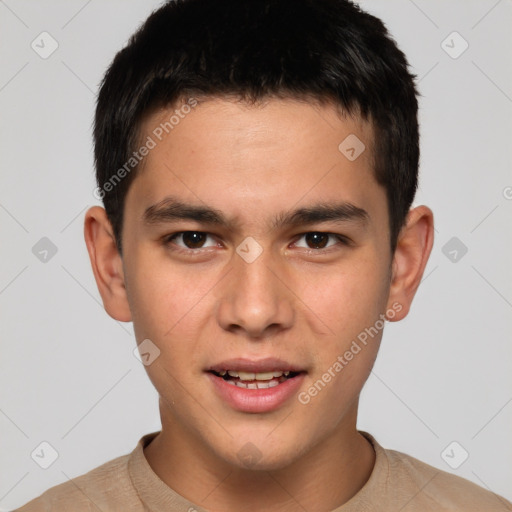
[13,452,138,512]
[380,442,512,511]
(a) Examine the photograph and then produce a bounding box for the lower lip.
[206,372,306,413]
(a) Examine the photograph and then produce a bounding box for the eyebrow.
[270,202,369,230]
[142,196,369,230]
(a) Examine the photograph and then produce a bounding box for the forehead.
[128,97,383,228]
[139,96,373,160]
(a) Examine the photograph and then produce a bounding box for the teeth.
[255,372,276,380]
[236,371,256,380]
[224,370,289,381]
[234,380,280,389]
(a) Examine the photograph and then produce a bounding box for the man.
[16,0,512,510]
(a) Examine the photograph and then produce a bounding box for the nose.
[216,247,294,339]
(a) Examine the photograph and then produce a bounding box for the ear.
[84,206,132,322]
[386,205,434,321]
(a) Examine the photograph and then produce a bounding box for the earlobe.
[386,206,434,321]
[84,206,132,322]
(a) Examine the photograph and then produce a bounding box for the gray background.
[1,0,511,509]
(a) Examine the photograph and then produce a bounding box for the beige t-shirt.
[14,431,512,512]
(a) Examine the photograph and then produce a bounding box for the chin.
[218,435,308,472]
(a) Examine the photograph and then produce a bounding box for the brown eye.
[181,231,207,248]
[294,232,349,251]
[304,232,330,249]
[166,231,217,250]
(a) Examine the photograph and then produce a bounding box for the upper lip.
[207,358,305,374]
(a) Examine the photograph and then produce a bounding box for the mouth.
[209,369,302,389]
[205,358,307,413]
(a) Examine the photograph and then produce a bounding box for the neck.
[144,402,375,512]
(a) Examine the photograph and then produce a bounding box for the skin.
[84,97,434,511]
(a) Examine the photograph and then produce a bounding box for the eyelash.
[162,231,351,253]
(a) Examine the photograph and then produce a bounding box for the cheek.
[298,256,390,338]
[298,255,390,404]
[125,254,221,392]
[125,251,213,339]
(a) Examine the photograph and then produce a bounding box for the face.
[86,97,432,472]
